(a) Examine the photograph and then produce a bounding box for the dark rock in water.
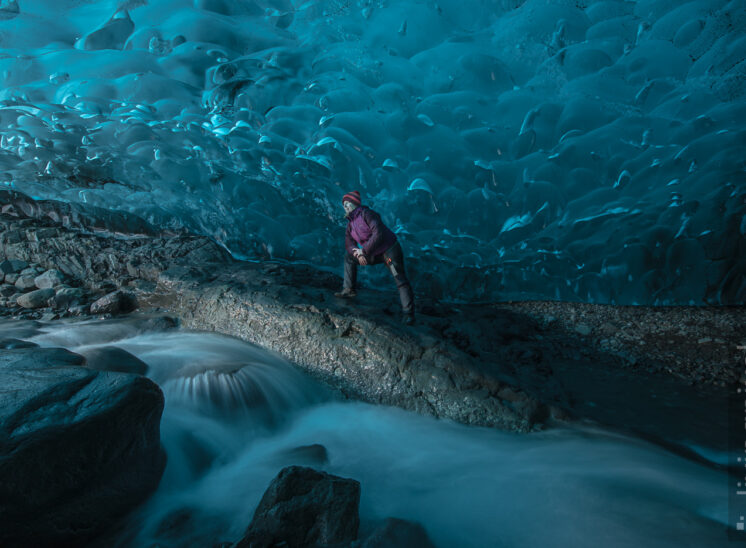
[0,347,166,547]
[4,272,18,284]
[0,258,27,276]
[80,345,149,375]
[90,289,137,315]
[358,517,436,548]
[236,466,361,548]
[275,443,329,466]
[0,319,42,338]
[34,269,65,289]
[0,338,38,349]
[16,287,55,308]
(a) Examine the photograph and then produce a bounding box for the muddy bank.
[0,190,741,449]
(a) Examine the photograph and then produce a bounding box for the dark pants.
[344,241,415,315]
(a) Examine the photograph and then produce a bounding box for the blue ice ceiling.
[0,0,744,304]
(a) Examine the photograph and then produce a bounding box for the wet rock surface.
[78,346,150,375]
[235,466,436,548]
[0,346,166,547]
[0,190,742,449]
[235,466,361,548]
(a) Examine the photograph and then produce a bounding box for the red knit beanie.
[342,190,361,206]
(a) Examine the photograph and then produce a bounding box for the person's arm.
[361,208,385,257]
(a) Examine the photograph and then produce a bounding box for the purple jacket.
[345,206,397,259]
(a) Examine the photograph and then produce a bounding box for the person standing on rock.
[335,190,415,325]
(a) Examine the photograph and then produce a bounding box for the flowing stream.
[22,316,729,547]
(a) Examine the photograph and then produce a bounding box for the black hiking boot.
[334,288,357,298]
[402,314,415,326]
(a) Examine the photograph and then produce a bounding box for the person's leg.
[383,242,414,316]
[344,252,357,290]
[337,251,358,296]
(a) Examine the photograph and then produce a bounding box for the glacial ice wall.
[0,0,744,304]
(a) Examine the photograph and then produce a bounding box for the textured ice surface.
[0,0,744,304]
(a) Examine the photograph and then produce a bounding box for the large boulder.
[90,289,137,315]
[16,287,54,308]
[0,347,166,547]
[236,466,361,548]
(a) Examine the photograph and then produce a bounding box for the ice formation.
[0,0,744,304]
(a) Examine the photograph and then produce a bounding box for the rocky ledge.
[0,190,742,450]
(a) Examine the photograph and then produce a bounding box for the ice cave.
[0,1,744,546]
